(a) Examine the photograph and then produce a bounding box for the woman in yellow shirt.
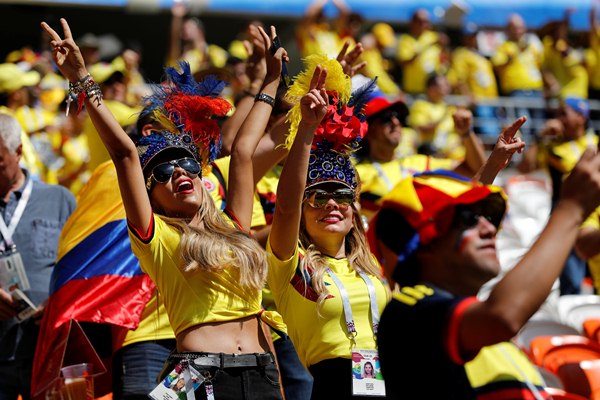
[267,57,389,399]
[44,19,287,399]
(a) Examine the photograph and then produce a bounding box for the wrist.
[255,92,275,107]
[261,78,280,92]
[460,130,474,139]
[248,79,263,94]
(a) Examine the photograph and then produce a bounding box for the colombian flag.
[31,161,155,398]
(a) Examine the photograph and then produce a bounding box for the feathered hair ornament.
[284,55,376,190]
[136,62,232,173]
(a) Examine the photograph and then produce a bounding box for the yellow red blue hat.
[368,171,506,277]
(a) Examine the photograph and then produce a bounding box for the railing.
[403,94,600,146]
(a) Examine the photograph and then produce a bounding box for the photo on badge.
[149,363,204,400]
[351,350,386,397]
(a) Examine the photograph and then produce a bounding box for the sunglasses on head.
[303,188,355,209]
[145,158,201,189]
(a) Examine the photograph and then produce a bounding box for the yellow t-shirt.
[361,48,401,96]
[255,164,282,226]
[0,107,45,181]
[491,40,543,94]
[356,155,455,220]
[544,132,598,174]
[114,289,174,349]
[408,99,464,160]
[129,214,285,336]
[582,207,600,293]
[447,47,498,98]
[84,99,141,171]
[204,156,267,228]
[13,105,56,135]
[543,36,588,99]
[396,31,442,94]
[167,45,229,75]
[588,27,600,90]
[296,23,348,59]
[266,243,389,368]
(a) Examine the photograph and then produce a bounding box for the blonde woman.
[43,19,287,399]
[267,57,390,399]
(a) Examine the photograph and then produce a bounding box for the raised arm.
[167,3,186,66]
[461,149,600,357]
[269,66,328,260]
[474,116,527,184]
[42,19,151,233]
[451,109,486,177]
[227,26,287,231]
[220,24,268,156]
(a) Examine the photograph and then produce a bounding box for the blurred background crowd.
[2,0,600,193]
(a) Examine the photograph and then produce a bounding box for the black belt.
[169,352,275,369]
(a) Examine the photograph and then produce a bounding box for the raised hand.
[300,65,328,126]
[336,40,366,77]
[257,25,289,87]
[452,108,473,136]
[244,24,267,86]
[474,116,527,184]
[489,116,527,169]
[561,148,600,220]
[40,18,88,83]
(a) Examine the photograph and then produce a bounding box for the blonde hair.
[299,203,382,309]
[161,184,267,291]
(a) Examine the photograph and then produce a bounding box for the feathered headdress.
[284,54,376,190]
[136,62,232,174]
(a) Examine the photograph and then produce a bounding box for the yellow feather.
[283,55,351,149]
[152,110,178,134]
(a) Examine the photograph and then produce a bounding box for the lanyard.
[372,161,408,192]
[327,268,380,345]
[0,179,33,249]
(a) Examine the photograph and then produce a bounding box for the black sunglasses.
[145,158,201,190]
[375,109,402,125]
[453,204,502,231]
[304,188,355,209]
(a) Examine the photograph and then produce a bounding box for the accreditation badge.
[0,247,30,292]
[351,349,386,397]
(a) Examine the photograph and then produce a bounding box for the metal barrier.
[404,94,600,145]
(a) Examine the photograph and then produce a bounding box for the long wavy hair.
[299,202,383,310]
[160,183,267,292]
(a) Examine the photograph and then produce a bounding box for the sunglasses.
[375,109,402,125]
[145,158,201,189]
[453,205,502,231]
[303,188,355,209]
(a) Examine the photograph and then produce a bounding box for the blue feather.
[197,75,228,98]
[165,62,197,94]
[349,78,378,116]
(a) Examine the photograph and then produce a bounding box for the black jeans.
[161,352,282,400]
[309,358,385,400]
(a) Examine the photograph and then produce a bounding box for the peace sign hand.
[41,18,88,83]
[300,65,329,126]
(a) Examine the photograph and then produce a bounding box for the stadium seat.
[558,295,600,332]
[544,387,588,400]
[584,319,600,343]
[514,319,581,353]
[556,360,600,399]
[529,335,600,374]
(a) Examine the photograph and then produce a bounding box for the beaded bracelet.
[66,74,103,116]
[255,93,275,107]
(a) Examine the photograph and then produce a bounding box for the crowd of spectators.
[3,1,600,399]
